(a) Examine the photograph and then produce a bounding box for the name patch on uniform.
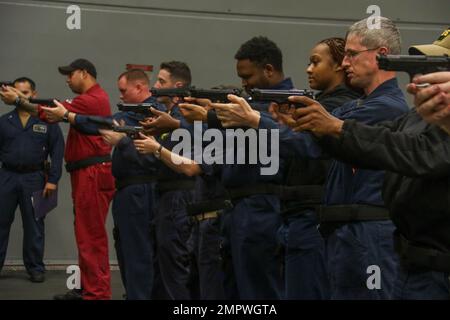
[33,124,47,134]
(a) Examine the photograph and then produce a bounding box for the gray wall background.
[0,0,447,264]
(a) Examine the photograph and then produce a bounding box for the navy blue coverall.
[277,84,360,299]
[153,105,196,300]
[187,164,227,300]
[259,78,409,299]
[0,109,64,275]
[320,110,450,299]
[218,78,294,299]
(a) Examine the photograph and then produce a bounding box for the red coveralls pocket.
[97,162,115,192]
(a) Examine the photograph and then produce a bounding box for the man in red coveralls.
[0,58,115,300]
[49,59,115,300]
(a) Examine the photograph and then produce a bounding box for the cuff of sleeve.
[74,114,86,125]
[117,136,133,150]
[258,114,279,130]
[333,119,356,147]
[47,176,59,184]
[318,119,354,149]
[340,119,355,139]
[207,110,223,129]
[179,117,192,130]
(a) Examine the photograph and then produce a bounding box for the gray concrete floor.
[0,270,125,300]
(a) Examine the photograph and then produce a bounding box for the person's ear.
[263,64,275,78]
[135,83,142,93]
[378,47,389,56]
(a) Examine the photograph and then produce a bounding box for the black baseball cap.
[58,58,97,78]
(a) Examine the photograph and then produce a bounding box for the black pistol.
[86,116,143,139]
[150,87,242,103]
[117,103,154,117]
[0,81,14,87]
[248,89,316,108]
[112,125,144,139]
[29,98,58,107]
[377,54,450,81]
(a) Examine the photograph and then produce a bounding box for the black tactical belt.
[2,163,45,173]
[115,175,157,191]
[65,155,112,173]
[158,179,195,194]
[186,198,233,216]
[317,205,390,238]
[394,232,450,273]
[226,183,281,200]
[279,185,324,203]
[280,205,316,219]
[317,204,390,223]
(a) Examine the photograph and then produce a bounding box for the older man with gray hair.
[285,27,450,300]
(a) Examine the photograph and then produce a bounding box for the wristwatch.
[154,144,163,159]
[62,111,70,123]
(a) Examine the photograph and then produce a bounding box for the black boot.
[29,272,45,283]
[53,289,83,300]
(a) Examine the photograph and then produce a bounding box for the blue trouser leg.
[112,226,127,292]
[0,170,20,271]
[155,190,194,300]
[187,221,200,300]
[326,220,399,299]
[196,217,225,299]
[218,210,239,299]
[392,265,450,299]
[229,194,283,300]
[19,171,46,274]
[151,256,171,299]
[280,211,330,299]
[112,183,156,300]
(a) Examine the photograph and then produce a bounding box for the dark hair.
[317,37,362,93]
[234,36,283,72]
[160,61,192,86]
[118,69,150,86]
[318,37,346,66]
[13,77,36,91]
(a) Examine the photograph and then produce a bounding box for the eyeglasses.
[343,48,379,60]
